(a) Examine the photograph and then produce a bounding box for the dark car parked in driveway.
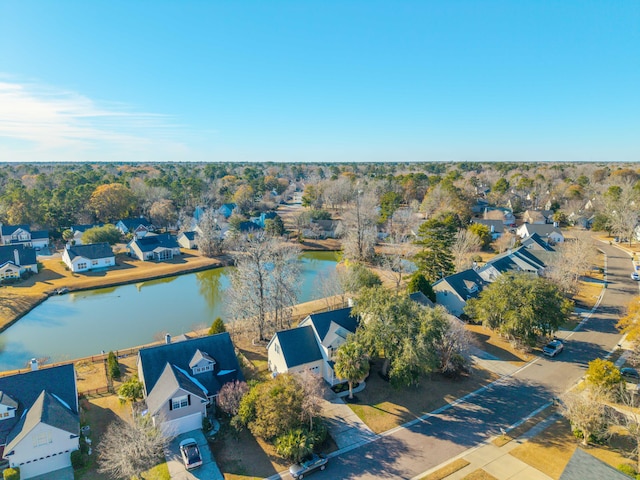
[289,454,328,479]
[621,367,640,381]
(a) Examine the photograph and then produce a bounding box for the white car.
[542,339,564,357]
[632,272,640,281]
[179,438,203,470]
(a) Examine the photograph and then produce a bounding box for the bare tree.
[604,181,640,246]
[338,190,378,263]
[559,389,607,446]
[451,228,482,272]
[608,386,640,471]
[217,380,250,417]
[434,313,475,376]
[315,269,348,311]
[198,209,224,257]
[297,370,324,430]
[545,232,597,294]
[149,199,178,230]
[270,242,302,330]
[97,415,170,479]
[377,242,417,292]
[494,231,516,254]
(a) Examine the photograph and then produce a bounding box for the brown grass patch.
[347,361,498,434]
[509,417,577,479]
[418,458,470,480]
[463,469,498,480]
[465,324,532,364]
[492,409,554,447]
[573,280,604,311]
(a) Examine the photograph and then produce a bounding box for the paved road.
[293,244,635,480]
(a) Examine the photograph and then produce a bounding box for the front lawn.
[347,361,498,434]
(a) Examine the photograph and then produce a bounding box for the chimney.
[165,334,171,344]
[30,358,38,371]
[490,224,495,233]
[13,249,20,265]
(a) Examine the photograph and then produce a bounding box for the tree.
[338,190,378,263]
[353,287,441,386]
[451,228,482,272]
[62,229,74,242]
[275,428,315,463]
[585,359,622,395]
[493,178,510,194]
[617,297,640,366]
[334,338,369,399]
[379,191,403,225]
[468,223,492,250]
[233,184,255,213]
[298,370,324,430]
[560,389,607,446]
[413,216,457,282]
[264,216,285,237]
[117,376,143,405]
[82,224,121,245]
[407,272,436,302]
[149,199,178,230]
[197,209,223,257]
[545,232,597,294]
[97,415,170,479]
[464,274,573,347]
[217,380,250,417]
[3,468,19,480]
[608,386,640,472]
[89,183,136,222]
[339,263,382,294]
[208,317,226,335]
[432,313,474,377]
[107,351,120,380]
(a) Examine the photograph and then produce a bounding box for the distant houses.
[62,242,115,273]
[0,224,49,250]
[116,217,154,239]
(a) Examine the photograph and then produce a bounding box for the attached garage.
[159,411,203,436]
[16,451,72,479]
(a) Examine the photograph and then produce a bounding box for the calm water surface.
[0,251,338,371]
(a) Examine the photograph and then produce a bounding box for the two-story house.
[0,245,38,282]
[0,224,49,250]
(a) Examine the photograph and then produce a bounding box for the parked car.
[621,367,640,380]
[289,453,328,479]
[542,339,564,358]
[632,272,640,281]
[179,438,203,470]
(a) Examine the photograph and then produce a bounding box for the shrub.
[208,317,226,335]
[275,429,314,462]
[617,463,636,477]
[3,467,19,480]
[202,416,212,432]
[70,450,85,469]
[107,351,121,380]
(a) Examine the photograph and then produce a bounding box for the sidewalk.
[414,412,560,480]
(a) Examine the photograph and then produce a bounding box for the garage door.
[162,412,203,436]
[17,452,71,479]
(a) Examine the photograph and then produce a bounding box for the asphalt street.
[292,243,637,480]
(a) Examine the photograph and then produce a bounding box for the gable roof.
[65,242,114,261]
[471,218,504,233]
[519,223,563,238]
[236,221,262,233]
[138,333,242,398]
[0,365,78,446]
[0,392,17,409]
[0,225,30,236]
[130,234,179,252]
[272,325,323,369]
[433,269,486,300]
[560,447,629,480]
[521,232,555,251]
[302,307,357,342]
[5,390,79,452]
[179,231,197,241]
[409,291,435,308]
[0,244,37,267]
[118,217,153,230]
[189,349,216,368]
[145,363,209,415]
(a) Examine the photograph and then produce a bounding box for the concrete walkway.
[320,386,376,450]
[414,413,561,480]
[469,347,524,377]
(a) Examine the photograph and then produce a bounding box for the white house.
[0,364,79,479]
[137,333,243,436]
[127,234,181,262]
[62,243,115,273]
[0,224,49,250]
[0,245,38,282]
[67,224,103,246]
[267,307,358,385]
[116,217,154,239]
[177,231,198,249]
[516,224,564,244]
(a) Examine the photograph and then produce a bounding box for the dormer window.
[464,280,478,294]
[189,349,216,376]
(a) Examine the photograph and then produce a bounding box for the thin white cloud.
[0,78,189,160]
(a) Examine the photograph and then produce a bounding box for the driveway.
[165,430,223,480]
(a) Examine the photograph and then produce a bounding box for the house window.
[172,395,189,410]
[77,262,87,270]
[33,431,52,447]
[3,412,8,417]
[92,260,99,266]
[274,344,280,354]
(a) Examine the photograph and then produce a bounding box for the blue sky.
[0,1,638,163]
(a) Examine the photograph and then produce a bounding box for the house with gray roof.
[62,242,115,273]
[177,230,198,249]
[560,447,628,480]
[137,332,243,436]
[516,223,564,244]
[520,232,555,251]
[267,307,359,385]
[0,364,79,479]
[470,218,504,240]
[116,217,154,239]
[127,233,181,262]
[0,244,38,282]
[433,269,487,317]
[0,224,49,250]
[478,246,546,283]
[67,223,104,245]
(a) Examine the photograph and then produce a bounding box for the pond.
[0,251,339,371]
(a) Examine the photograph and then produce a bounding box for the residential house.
[127,234,181,262]
[560,447,629,480]
[516,224,564,243]
[267,307,358,385]
[567,212,593,229]
[0,224,49,250]
[291,191,303,204]
[0,364,79,479]
[116,217,154,239]
[483,208,516,227]
[522,210,547,225]
[432,269,486,317]
[226,221,262,238]
[137,333,243,436]
[217,203,237,219]
[251,211,278,229]
[477,247,546,283]
[62,242,115,273]
[470,219,504,240]
[0,245,38,282]
[520,232,555,251]
[67,224,103,246]
[177,231,198,249]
